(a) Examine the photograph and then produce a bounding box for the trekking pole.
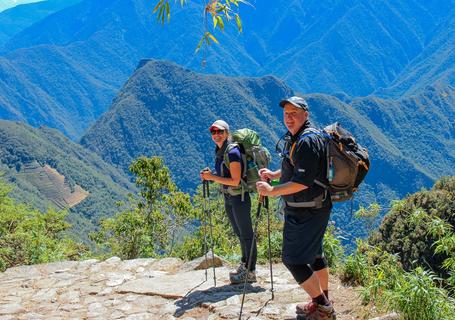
[265,195,275,300]
[202,180,209,282]
[239,194,264,320]
[205,180,217,287]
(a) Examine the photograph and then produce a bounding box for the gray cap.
[209,119,230,131]
[279,96,309,111]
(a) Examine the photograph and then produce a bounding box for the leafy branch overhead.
[152,0,247,52]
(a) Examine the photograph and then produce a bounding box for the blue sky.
[0,0,43,12]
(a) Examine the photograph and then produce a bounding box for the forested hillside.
[0,120,134,239]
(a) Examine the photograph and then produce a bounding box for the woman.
[200,119,257,284]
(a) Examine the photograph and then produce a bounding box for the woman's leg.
[224,194,245,264]
[230,193,256,271]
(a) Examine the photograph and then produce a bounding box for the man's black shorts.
[282,206,331,265]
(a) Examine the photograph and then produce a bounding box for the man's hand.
[256,181,274,196]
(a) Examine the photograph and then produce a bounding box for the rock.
[106,272,133,287]
[38,261,79,274]
[0,303,25,315]
[3,265,42,278]
[226,295,240,305]
[77,259,99,268]
[180,251,224,271]
[125,313,155,320]
[32,288,57,302]
[261,305,281,315]
[105,257,122,264]
[117,269,217,299]
[369,313,400,320]
[121,258,155,272]
[264,276,288,284]
[149,258,183,272]
[111,310,125,319]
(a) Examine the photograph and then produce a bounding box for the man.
[256,96,336,320]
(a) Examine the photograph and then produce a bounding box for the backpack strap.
[286,128,330,208]
[285,192,326,209]
[289,128,327,166]
[222,143,248,201]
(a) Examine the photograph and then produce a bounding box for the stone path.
[0,256,366,319]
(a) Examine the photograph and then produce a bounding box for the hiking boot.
[296,302,336,320]
[296,301,318,315]
[229,268,256,284]
[229,263,246,277]
[296,300,335,315]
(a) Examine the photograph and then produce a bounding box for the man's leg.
[301,273,324,299]
[312,256,329,299]
[285,263,328,305]
[315,268,329,298]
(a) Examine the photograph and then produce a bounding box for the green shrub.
[0,180,87,271]
[340,244,369,286]
[369,176,455,283]
[387,268,454,320]
[323,225,344,269]
[93,157,194,259]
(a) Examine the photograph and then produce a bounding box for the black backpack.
[290,122,370,202]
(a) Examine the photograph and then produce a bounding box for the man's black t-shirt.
[279,120,332,265]
[280,121,331,210]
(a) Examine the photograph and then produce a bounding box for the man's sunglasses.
[210,129,225,135]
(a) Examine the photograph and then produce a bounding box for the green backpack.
[222,128,271,197]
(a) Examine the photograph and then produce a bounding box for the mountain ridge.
[0,0,453,138]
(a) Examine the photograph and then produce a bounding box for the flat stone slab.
[117,269,228,299]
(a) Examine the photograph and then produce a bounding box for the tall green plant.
[387,268,454,320]
[93,157,194,259]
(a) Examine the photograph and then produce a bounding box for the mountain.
[0,0,42,12]
[240,0,455,96]
[377,9,455,97]
[80,60,292,191]
[0,0,80,47]
[79,60,455,242]
[0,0,453,138]
[0,120,134,240]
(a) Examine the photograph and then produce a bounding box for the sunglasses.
[210,129,225,135]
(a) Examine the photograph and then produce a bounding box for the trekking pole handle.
[257,179,271,207]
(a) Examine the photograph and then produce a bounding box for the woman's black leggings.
[224,193,257,271]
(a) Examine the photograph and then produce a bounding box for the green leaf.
[195,36,205,53]
[235,14,242,32]
[152,0,164,14]
[216,16,224,30]
[165,2,170,22]
[207,32,219,44]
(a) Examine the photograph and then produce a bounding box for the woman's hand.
[200,168,214,181]
[258,168,280,181]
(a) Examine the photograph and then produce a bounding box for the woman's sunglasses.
[210,129,225,135]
